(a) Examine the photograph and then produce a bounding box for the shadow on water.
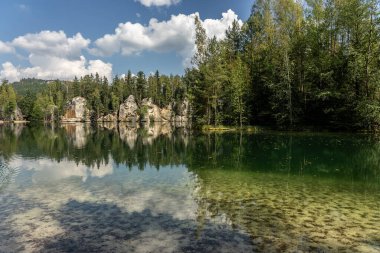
[39,200,253,253]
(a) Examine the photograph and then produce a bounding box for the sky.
[0,0,253,82]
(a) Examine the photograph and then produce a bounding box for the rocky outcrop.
[61,97,90,122]
[119,95,140,123]
[97,113,117,122]
[174,99,189,127]
[160,103,174,122]
[62,95,190,127]
[141,98,162,123]
[11,107,24,121]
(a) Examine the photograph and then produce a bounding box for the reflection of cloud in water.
[10,158,113,183]
[0,163,253,252]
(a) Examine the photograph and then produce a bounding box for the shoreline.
[0,120,29,124]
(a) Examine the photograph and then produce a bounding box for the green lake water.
[0,123,379,252]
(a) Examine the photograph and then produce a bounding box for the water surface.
[0,123,379,252]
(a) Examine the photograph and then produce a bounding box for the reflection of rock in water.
[10,123,25,137]
[0,161,18,191]
[118,123,139,149]
[143,123,159,146]
[62,124,90,149]
[161,122,173,136]
[99,121,117,131]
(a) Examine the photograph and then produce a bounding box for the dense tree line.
[185,0,380,130]
[0,81,17,121]
[15,71,186,121]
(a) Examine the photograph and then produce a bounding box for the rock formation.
[174,98,189,127]
[119,95,140,123]
[61,97,91,122]
[11,107,24,122]
[160,103,174,122]
[97,113,117,122]
[141,98,162,123]
[61,95,190,127]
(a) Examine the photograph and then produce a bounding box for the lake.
[0,123,379,252]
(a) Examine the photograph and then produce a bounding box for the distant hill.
[11,78,50,96]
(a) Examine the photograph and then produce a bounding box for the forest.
[1,0,380,130]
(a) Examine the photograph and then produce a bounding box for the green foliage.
[4,70,186,122]
[4,0,380,130]
[0,82,18,120]
[185,0,380,130]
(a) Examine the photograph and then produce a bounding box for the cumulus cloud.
[0,31,112,82]
[0,57,112,83]
[91,9,241,66]
[0,41,14,54]
[203,9,243,40]
[0,10,240,82]
[136,0,181,7]
[12,30,90,58]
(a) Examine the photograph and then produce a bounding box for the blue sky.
[0,0,253,82]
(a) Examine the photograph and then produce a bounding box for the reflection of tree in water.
[188,133,380,252]
[1,125,380,251]
[1,125,380,181]
[0,123,190,170]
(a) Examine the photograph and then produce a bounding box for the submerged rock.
[61,97,91,122]
[119,95,140,123]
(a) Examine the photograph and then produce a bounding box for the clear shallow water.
[0,123,379,253]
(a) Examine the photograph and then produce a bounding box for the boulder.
[174,99,189,127]
[98,113,117,122]
[61,97,90,122]
[160,103,174,122]
[119,95,140,123]
[9,106,24,122]
[179,98,189,117]
[141,98,162,123]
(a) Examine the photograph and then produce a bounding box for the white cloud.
[12,30,90,58]
[203,9,243,40]
[0,62,21,82]
[91,10,241,66]
[0,57,112,83]
[0,31,112,82]
[136,0,181,7]
[0,41,14,54]
[0,10,240,82]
